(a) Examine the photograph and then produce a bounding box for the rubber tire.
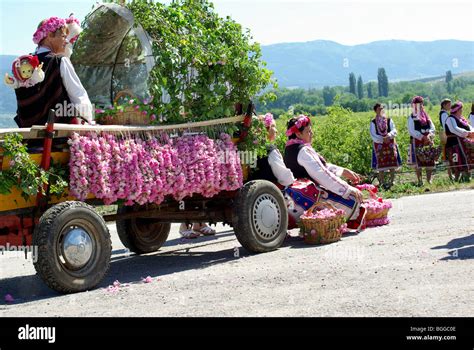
[32,201,112,294]
[232,180,288,253]
[116,206,171,254]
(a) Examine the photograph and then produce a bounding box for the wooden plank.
[0,115,245,140]
[30,115,245,132]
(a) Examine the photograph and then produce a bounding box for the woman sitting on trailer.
[283,115,366,231]
[248,113,296,187]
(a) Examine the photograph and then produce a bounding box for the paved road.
[0,190,473,316]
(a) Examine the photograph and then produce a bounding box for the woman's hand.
[343,169,361,184]
[350,187,363,202]
[422,135,432,146]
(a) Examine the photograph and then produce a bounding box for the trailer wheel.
[32,201,111,293]
[116,206,170,254]
[232,180,288,253]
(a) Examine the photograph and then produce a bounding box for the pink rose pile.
[355,183,392,227]
[301,208,345,220]
[364,199,392,227]
[68,132,243,205]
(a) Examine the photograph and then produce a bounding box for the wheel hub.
[62,227,93,269]
[253,194,281,240]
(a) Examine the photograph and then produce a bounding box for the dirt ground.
[0,189,473,317]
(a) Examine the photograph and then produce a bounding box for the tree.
[105,0,277,123]
[357,75,364,99]
[322,86,336,106]
[349,73,356,95]
[377,68,389,97]
[367,82,374,99]
[445,70,453,83]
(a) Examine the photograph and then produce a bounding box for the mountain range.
[1,39,473,113]
[261,39,474,88]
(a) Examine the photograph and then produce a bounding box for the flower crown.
[286,115,311,136]
[263,113,274,128]
[450,101,463,114]
[412,95,424,105]
[33,17,66,45]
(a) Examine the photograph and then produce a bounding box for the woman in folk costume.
[248,113,296,187]
[179,113,296,238]
[444,101,474,182]
[407,96,437,185]
[12,15,92,127]
[370,103,401,189]
[283,115,367,231]
[438,99,453,180]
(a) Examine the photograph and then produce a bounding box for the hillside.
[262,39,474,87]
[1,39,473,113]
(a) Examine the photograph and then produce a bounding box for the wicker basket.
[415,145,441,163]
[98,90,150,126]
[365,204,390,221]
[356,185,391,226]
[300,202,345,245]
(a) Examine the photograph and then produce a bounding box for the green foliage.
[322,86,336,107]
[311,105,372,175]
[357,75,364,99]
[114,0,276,124]
[271,103,445,177]
[349,72,356,95]
[258,74,474,114]
[367,82,374,99]
[377,67,389,97]
[445,70,453,83]
[0,134,68,201]
[237,117,268,159]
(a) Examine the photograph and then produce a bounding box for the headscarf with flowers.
[286,114,311,137]
[411,96,431,126]
[450,101,470,127]
[33,17,67,45]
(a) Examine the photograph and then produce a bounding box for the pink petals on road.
[104,277,160,293]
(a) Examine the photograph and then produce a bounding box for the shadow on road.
[0,230,249,305]
[432,233,474,261]
[0,229,328,306]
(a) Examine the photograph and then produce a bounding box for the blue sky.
[0,0,473,56]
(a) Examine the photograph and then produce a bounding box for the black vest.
[250,145,279,183]
[14,51,70,127]
[409,114,431,141]
[439,110,449,129]
[371,117,392,135]
[445,115,470,148]
[284,143,313,180]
